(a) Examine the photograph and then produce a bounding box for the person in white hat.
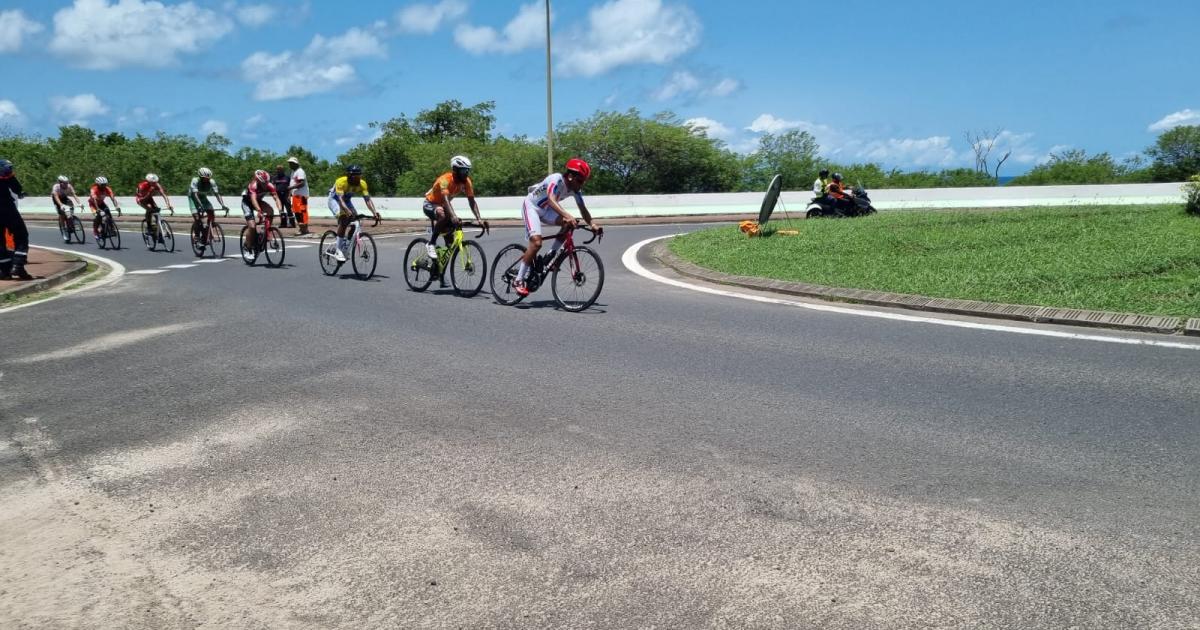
[286,156,310,235]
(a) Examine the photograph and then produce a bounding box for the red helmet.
[254,169,270,183]
[565,158,591,181]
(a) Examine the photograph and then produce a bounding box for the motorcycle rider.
[812,169,831,199]
[827,172,856,215]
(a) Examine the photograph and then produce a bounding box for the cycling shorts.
[188,194,214,213]
[327,196,355,219]
[521,198,560,239]
[242,198,274,221]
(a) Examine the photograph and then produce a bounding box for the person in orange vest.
[826,172,856,215]
[0,159,32,280]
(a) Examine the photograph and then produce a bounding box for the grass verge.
[0,262,104,309]
[669,205,1200,318]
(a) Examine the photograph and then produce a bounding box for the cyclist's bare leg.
[244,217,256,250]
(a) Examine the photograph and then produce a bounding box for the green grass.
[669,205,1200,318]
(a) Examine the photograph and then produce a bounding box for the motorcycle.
[806,185,877,218]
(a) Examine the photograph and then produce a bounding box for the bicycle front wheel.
[161,220,175,253]
[403,238,435,292]
[190,220,205,256]
[351,232,378,280]
[490,244,527,306]
[141,219,155,250]
[69,216,85,244]
[551,246,605,312]
[263,227,285,267]
[318,231,340,276]
[210,223,225,258]
[239,226,258,265]
[107,219,121,250]
[450,240,487,298]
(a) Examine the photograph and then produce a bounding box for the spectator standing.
[273,165,293,228]
[0,159,32,280]
[287,157,310,235]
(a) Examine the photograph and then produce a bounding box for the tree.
[1147,125,1200,182]
[743,130,819,191]
[412,100,496,142]
[965,129,1011,181]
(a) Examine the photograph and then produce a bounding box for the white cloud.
[396,0,467,34]
[244,114,266,128]
[652,71,740,101]
[454,2,543,55]
[50,94,110,123]
[334,123,381,147]
[0,9,45,53]
[0,100,22,121]
[201,120,229,136]
[861,136,959,168]
[50,0,233,69]
[241,27,386,101]
[235,3,273,27]
[557,0,701,78]
[684,117,733,141]
[1148,109,1200,132]
[747,114,803,134]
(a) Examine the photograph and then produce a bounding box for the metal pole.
[545,0,554,175]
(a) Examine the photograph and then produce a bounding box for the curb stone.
[0,255,90,302]
[652,241,1190,336]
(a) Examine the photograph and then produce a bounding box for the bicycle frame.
[430,219,488,271]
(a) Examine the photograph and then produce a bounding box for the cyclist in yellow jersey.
[325,164,380,263]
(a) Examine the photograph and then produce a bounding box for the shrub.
[1185,175,1200,216]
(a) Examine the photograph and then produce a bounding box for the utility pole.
[545,0,554,174]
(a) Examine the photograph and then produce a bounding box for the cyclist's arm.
[467,195,482,222]
[336,193,354,214]
[71,187,82,207]
[576,196,597,228]
[271,191,282,211]
[544,196,576,226]
[157,184,173,209]
[364,197,379,219]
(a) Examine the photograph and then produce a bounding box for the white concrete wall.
[18,182,1187,220]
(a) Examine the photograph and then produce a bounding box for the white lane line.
[127,269,168,275]
[623,236,1200,352]
[163,264,197,269]
[195,259,227,264]
[0,245,126,314]
[10,322,206,364]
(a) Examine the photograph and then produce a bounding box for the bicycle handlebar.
[352,213,381,228]
[459,220,490,238]
[550,224,602,244]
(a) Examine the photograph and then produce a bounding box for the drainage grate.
[1186,319,1200,337]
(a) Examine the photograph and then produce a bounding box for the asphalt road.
[2,221,1198,629]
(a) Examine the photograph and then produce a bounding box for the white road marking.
[622,235,1200,352]
[0,245,126,315]
[162,264,197,269]
[195,259,227,264]
[9,322,206,364]
[127,269,168,275]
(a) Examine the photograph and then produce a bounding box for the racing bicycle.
[239,210,286,267]
[490,225,604,312]
[141,206,175,252]
[319,213,380,280]
[94,206,121,250]
[190,206,229,258]
[58,206,86,244]
[403,220,489,297]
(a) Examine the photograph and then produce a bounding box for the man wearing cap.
[286,157,310,235]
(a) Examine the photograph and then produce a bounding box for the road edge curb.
[0,251,89,301]
[652,240,1194,337]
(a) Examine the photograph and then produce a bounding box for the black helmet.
[832,172,843,182]
[346,164,363,175]
[819,169,830,178]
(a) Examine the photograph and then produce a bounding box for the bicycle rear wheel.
[263,227,285,267]
[403,238,435,292]
[190,220,205,256]
[351,232,377,280]
[450,240,487,298]
[210,223,225,258]
[490,244,527,306]
[69,216,85,243]
[318,231,340,276]
[551,245,604,312]
[160,220,175,253]
[239,226,258,265]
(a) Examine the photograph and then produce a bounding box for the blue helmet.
[0,159,12,178]
[345,164,363,176]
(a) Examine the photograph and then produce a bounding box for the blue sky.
[1,0,1198,174]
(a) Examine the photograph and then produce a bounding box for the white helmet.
[95,176,108,185]
[198,167,213,178]
[57,175,70,183]
[450,155,472,171]
[146,173,159,183]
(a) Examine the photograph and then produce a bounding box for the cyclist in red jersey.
[135,173,174,242]
[89,176,121,235]
[241,169,282,256]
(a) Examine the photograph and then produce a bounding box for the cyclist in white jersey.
[51,176,82,242]
[514,158,600,296]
